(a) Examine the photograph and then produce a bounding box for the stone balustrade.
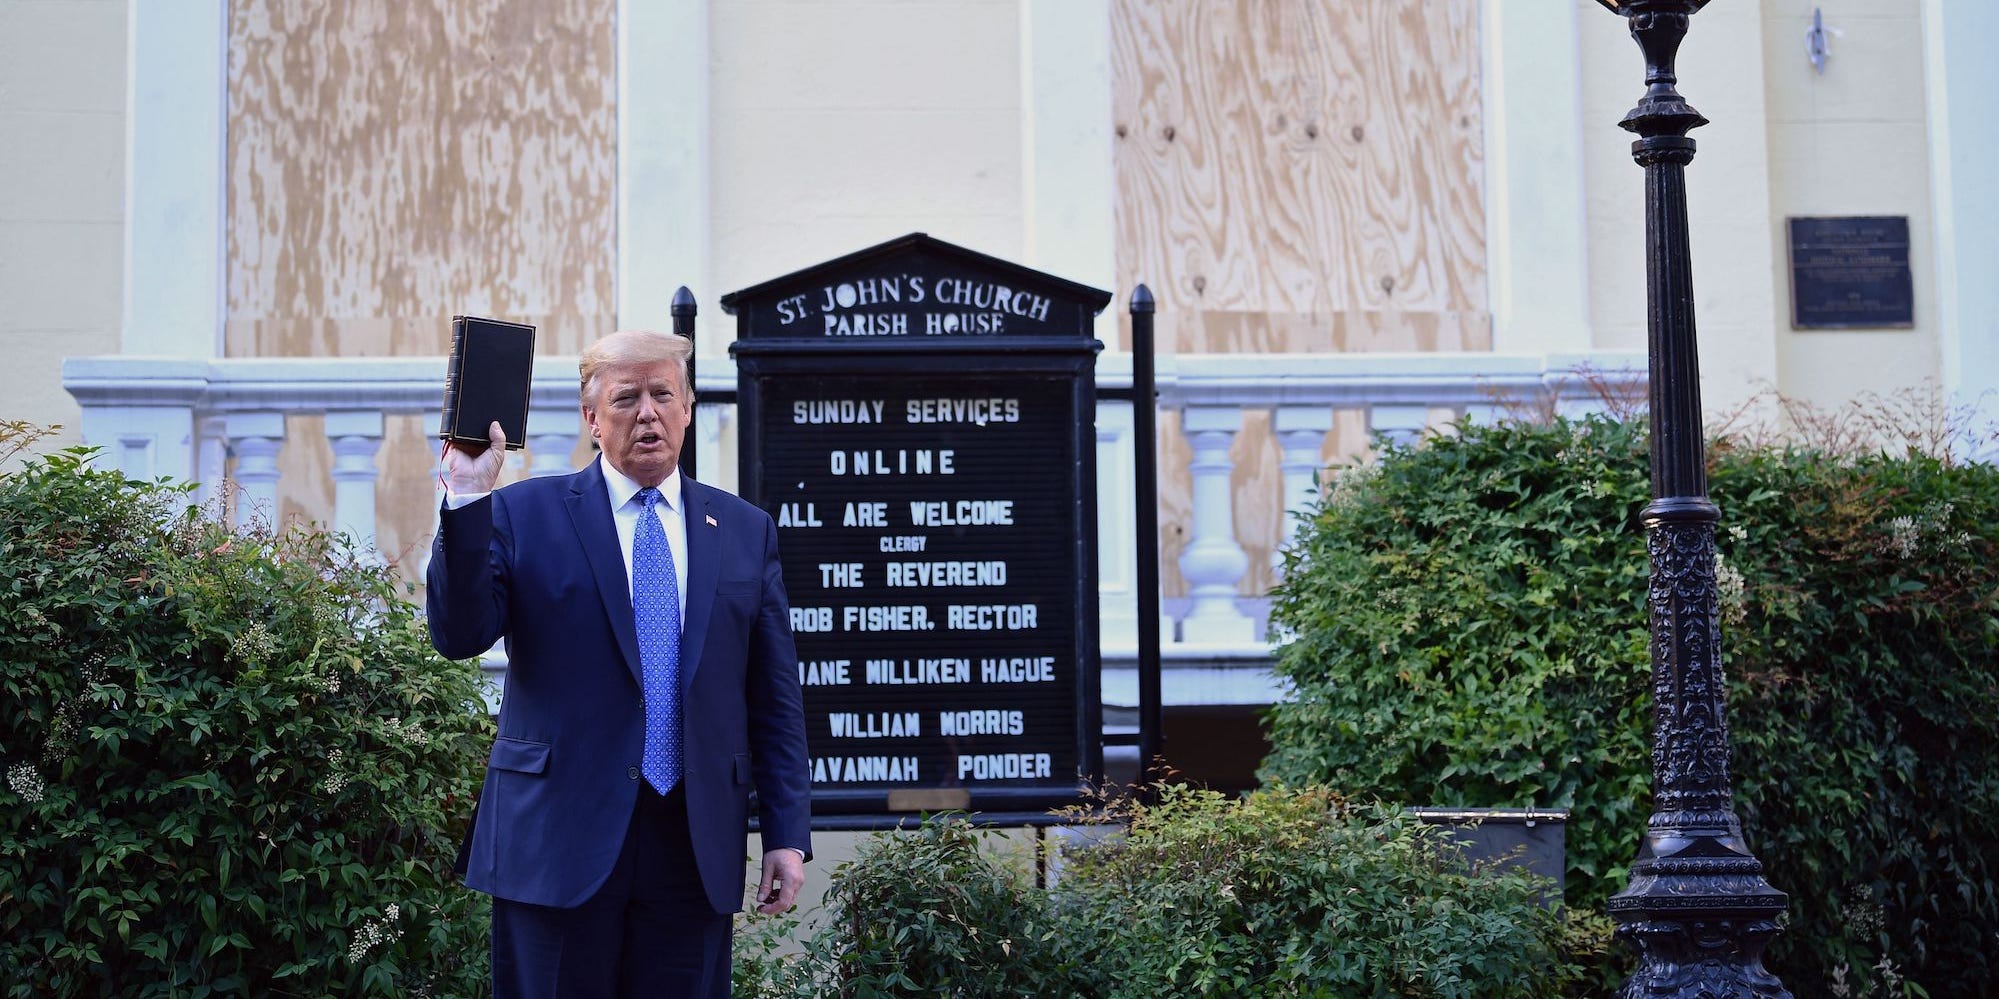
[64,349,1643,708]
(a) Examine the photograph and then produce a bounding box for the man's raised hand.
[444,421,507,496]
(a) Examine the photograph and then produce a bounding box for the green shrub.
[738,817,1069,998]
[737,785,1590,998]
[1262,414,1999,996]
[0,440,493,996]
[1053,785,1588,998]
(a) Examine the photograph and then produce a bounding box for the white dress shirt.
[597,456,689,626]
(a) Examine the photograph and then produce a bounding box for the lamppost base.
[1608,813,1792,999]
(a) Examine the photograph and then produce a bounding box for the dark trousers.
[491,786,732,998]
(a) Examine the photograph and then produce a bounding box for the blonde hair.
[578,330,693,402]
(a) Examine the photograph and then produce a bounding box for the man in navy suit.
[428,329,810,997]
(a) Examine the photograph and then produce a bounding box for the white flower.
[6,762,46,803]
[1875,955,1904,992]
[1880,515,1920,558]
[1879,500,1963,559]
[1714,554,1747,626]
[41,704,80,764]
[1837,886,1884,936]
[229,621,277,666]
[383,717,430,748]
[313,602,346,633]
[346,907,404,962]
[1324,465,1378,511]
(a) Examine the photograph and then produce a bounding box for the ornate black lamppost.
[1592,2,1792,995]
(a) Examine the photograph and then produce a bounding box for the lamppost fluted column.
[1592,2,1792,996]
[673,285,698,479]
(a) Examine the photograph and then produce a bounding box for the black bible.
[439,315,535,451]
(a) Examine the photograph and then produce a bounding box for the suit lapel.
[679,478,721,692]
[565,461,644,687]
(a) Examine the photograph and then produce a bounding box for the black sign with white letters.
[723,234,1110,818]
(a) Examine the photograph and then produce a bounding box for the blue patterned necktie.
[633,487,682,794]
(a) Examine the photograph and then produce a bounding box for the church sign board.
[723,233,1110,819]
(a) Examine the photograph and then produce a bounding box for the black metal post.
[1130,286,1164,787]
[672,286,698,480]
[1594,3,1792,995]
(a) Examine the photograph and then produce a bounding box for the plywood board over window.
[225,0,615,547]
[1112,0,1488,598]
[1113,0,1487,351]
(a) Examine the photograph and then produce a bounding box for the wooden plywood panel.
[227,0,614,571]
[1112,0,1487,354]
[1117,1,1487,599]
[226,0,616,358]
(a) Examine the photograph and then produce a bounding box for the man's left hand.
[756,849,805,914]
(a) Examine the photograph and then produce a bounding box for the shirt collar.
[599,454,682,513]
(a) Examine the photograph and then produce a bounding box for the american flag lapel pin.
[705,514,718,527]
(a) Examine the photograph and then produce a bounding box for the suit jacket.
[427,459,811,913]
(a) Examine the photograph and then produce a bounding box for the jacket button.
[627,767,641,781]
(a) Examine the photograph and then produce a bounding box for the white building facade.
[8,0,1997,783]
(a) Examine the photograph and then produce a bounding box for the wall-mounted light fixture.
[1806,6,1831,74]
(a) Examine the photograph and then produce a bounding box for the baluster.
[195,415,227,512]
[1177,404,1255,645]
[325,411,384,552]
[527,409,579,478]
[224,411,285,531]
[1368,404,1430,449]
[1273,405,1334,578]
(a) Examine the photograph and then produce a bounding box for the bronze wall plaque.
[1788,216,1914,330]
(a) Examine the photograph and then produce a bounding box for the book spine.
[440,316,468,440]
[511,324,535,450]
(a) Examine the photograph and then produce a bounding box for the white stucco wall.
[708,0,1026,312]
[7,0,1987,455]
[1579,0,1783,417]
[1764,0,1939,416]
[0,0,127,455]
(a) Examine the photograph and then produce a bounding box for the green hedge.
[1262,414,1999,996]
[736,785,1602,998]
[0,436,493,996]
